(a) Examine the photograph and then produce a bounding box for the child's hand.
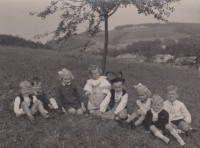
[62,107,67,114]
[48,104,54,109]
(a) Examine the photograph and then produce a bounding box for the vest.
[18,94,34,108]
[109,89,127,109]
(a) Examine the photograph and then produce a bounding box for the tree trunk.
[102,16,108,74]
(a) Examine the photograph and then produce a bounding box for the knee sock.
[170,129,185,146]
[155,131,170,144]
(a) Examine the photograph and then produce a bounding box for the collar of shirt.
[62,83,71,86]
[167,100,177,106]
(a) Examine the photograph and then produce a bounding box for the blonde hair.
[19,80,31,89]
[88,65,102,77]
[166,85,178,94]
[151,95,164,104]
[134,83,152,98]
[58,68,74,81]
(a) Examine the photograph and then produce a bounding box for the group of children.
[14,65,196,146]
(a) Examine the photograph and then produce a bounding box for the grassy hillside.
[0,46,200,148]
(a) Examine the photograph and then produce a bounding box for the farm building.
[153,54,174,63]
[116,54,146,62]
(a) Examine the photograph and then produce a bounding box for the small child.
[31,77,63,114]
[14,80,51,124]
[163,85,193,136]
[101,72,128,120]
[56,68,86,115]
[125,83,152,128]
[145,95,185,146]
[83,65,111,116]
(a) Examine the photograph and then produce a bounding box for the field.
[0,46,200,148]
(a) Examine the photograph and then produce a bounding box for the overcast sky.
[0,0,199,43]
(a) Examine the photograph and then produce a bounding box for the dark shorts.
[63,103,81,111]
[171,119,184,127]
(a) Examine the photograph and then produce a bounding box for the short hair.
[31,77,41,86]
[58,68,74,80]
[88,65,102,77]
[19,80,31,89]
[166,85,179,94]
[151,95,164,104]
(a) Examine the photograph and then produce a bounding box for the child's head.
[19,80,31,97]
[166,85,179,102]
[31,77,42,92]
[88,65,102,80]
[151,95,164,112]
[134,83,152,102]
[58,68,74,85]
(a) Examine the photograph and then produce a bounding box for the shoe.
[55,109,64,114]
[28,116,36,125]
[115,118,124,126]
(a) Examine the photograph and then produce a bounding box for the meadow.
[0,46,200,148]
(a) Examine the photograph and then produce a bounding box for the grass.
[0,46,200,148]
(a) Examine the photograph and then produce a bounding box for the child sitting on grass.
[14,80,51,125]
[83,65,111,116]
[56,68,86,115]
[125,83,152,128]
[31,77,63,114]
[145,95,185,146]
[163,85,195,136]
[100,72,128,120]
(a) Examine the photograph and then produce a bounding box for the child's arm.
[99,89,111,112]
[163,110,170,126]
[14,97,23,115]
[61,107,67,114]
[180,103,191,124]
[56,86,64,108]
[144,110,152,131]
[83,80,93,94]
[114,93,128,114]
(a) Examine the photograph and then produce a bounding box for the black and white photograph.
[0,0,200,147]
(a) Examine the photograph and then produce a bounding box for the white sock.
[155,131,170,143]
[170,129,185,146]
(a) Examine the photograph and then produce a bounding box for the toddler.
[31,77,63,114]
[56,68,86,115]
[14,80,51,124]
[125,83,152,128]
[145,95,185,146]
[83,65,111,116]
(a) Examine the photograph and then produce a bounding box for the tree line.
[0,34,51,49]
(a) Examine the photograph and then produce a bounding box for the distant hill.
[0,34,51,49]
[47,22,200,51]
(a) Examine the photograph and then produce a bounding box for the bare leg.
[31,100,49,118]
[101,111,115,120]
[49,98,58,109]
[21,101,33,117]
[126,112,138,123]
[178,121,191,132]
[68,108,76,115]
[134,115,145,126]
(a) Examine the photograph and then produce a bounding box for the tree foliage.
[31,0,181,73]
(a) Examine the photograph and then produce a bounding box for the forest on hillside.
[0,34,51,49]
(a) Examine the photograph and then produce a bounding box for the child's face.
[167,90,179,102]
[20,87,31,97]
[113,82,123,92]
[152,101,163,112]
[138,91,148,102]
[91,69,100,80]
[32,82,42,92]
[62,75,71,85]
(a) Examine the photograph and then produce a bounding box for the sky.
[0,0,200,44]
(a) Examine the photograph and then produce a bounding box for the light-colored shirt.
[14,95,37,115]
[114,92,128,114]
[163,100,191,123]
[136,98,151,115]
[83,76,111,93]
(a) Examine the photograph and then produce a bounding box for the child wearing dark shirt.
[145,95,185,146]
[56,68,86,115]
